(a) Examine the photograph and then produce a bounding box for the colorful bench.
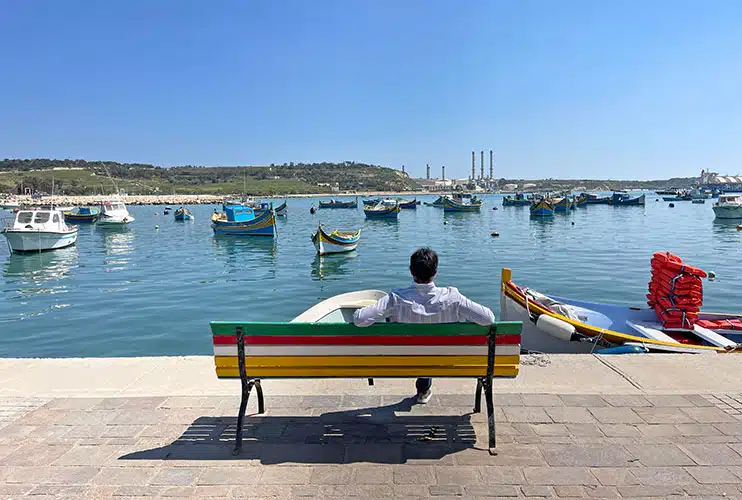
[210,321,522,455]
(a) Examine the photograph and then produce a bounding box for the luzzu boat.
[503,193,531,206]
[551,197,571,213]
[318,198,358,209]
[424,196,446,207]
[274,201,287,216]
[583,193,611,205]
[63,206,100,223]
[398,198,418,209]
[442,195,482,212]
[364,199,400,219]
[611,192,646,206]
[174,207,194,220]
[211,203,276,236]
[311,224,360,255]
[530,198,554,217]
[500,268,742,354]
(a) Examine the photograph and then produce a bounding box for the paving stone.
[321,484,394,496]
[685,466,741,484]
[645,395,695,407]
[502,407,552,424]
[429,484,463,495]
[435,465,481,485]
[629,466,697,485]
[558,395,608,407]
[683,483,742,496]
[113,485,166,496]
[150,467,203,486]
[0,443,73,465]
[602,395,652,407]
[29,484,91,496]
[540,444,634,467]
[589,467,639,486]
[633,407,694,424]
[599,424,640,437]
[521,484,555,496]
[566,423,604,437]
[0,484,34,496]
[393,465,435,484]
[192,485,235,497]
[299,396,343,409]
[466,484,519,496]
[345,443,402,464]
[617,484,685,497]
[351,465,393,484]
[588,407,643,424]
[715,422,742,436]
[91,466,158,485]
[523,467,599,486]
[53,445,122,466]
[309,466,352,484]
[675,423,724,436]
[623,444,695,466]
[532,424,570,436]
[554,485,586,497]
[454,444,546,466]
[682,406,741,423]
[197,466,262,485]
[522,394,564,407]
[4,465,101,484]
[583,485,620,497]
[680,444,742,465]
[545,406,597,424]
[635,423,678,437]
[685,394,716,407]
[478,466,525,484]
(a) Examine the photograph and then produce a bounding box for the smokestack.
[480,151,484,180]
[402,165,405,174]
[426,163,430,180]
[489,150,493,179]
[442,165,445,181]
[471,152,475,180]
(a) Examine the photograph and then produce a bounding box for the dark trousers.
[416,377,432,394]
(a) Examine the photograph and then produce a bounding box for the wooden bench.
[210,321,522,455]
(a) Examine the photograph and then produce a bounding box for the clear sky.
[2,0,742,180]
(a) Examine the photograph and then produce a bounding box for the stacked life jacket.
[646,252,706,329]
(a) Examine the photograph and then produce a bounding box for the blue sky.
[2,0,742,180]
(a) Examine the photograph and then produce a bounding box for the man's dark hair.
[410,247,438,283]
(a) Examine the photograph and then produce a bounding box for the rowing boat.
[318,198,358,209]
[364,199,400,219]
[311,224,361,255]
[442,196,482,212]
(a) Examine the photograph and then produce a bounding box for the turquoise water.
[1,194,740,357]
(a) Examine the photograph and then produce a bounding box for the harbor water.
[1,194,740,358]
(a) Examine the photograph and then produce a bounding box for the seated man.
[352,247,494,403]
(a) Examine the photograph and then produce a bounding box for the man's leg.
[415,378,432,403]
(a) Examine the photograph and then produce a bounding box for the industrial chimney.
[426,163,430,180]
[402,165,405,174]
[471,152,475,180]
[442,165,445,181]
[480,151,484,180]
[489,150,493,179]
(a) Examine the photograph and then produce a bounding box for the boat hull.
[311,226,360,255]
[503,199,531,206]
[364,205,400,218]
[291,290,387,323]
[3,229,78,252]
[97,215,135,225]
[585,197,611,205]
[713,205,742,219]
[552,199,571,212]
[530,200,554,216]
[64,214,99,223]
[174,214,193,220]
[318,200,358,209]
[212,209,276,236]
[442,197,482,212]
[612,194,646,206]
[274,202,287,216]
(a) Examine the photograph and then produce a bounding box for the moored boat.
[500,268,742,354]
[551,197,571,213]
[63,206,100,223]
[211,202,276,236]
[398,198,418,209]
[364,199,400,219]
[442,195,482,212]
[97,199,135,225]
[318,198,358,209]
[530,198,554,217]
[363,198,381,206]
[610,192,645,206]
[503,193,531,206]
[174,207,194,220]
[424,195,447,207]
[2,208,78,253]
[583,193,611,205]
[311,224,361,255]
[713,194,742,219]
[274,201,288,216]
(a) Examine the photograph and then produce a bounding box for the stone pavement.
[2,391,742,499]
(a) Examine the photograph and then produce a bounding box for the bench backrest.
[211,321,522,379]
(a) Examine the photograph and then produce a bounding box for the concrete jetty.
[1,354,741,498]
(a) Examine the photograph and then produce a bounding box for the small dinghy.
[292,290,386,323]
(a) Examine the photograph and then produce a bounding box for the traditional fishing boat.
[2,208,78,253]
[530,198,554,217]
[574,195,588,208]
[63,206,100,223]
[363,198,381,206]
[97,199,135,225]
[502,193,531,207]
[318,198,358,209]
[311,224,361,255]
[610,192,646,206]
[174,207,194,220]
[274,201,288,216]
[364,199,400,219]
[551,197,571,213]
[500,268,742,354]
[211,203,276,236]
[442,195,482,212]
[582,193,611,205]
[712,194,742,219]
[398,198,418,209]
[424,195,447,207]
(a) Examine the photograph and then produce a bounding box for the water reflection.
[712,218,742,234]
[311,253,356,281]
[3,246,78,285]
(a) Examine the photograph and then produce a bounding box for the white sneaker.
[416,390,432,404]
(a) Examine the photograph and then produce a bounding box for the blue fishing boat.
[362,198,380,206]
[211,203,276,236]
[442,195,482,212]
[424,195,446,207]
[63,206,100,223]
[274,201,287,216]
[174,207,194,220]
[575,195,588,208]
[398,198,418,209]
[552,197,571,213]
[583,193,611,205]
[530,199,554,217]
[502,193,531,206]
[364,199,400,219]
[611,192,646,206]
[318,198,358,209]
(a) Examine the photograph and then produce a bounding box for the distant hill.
[0,159,421,195]
[496,177,700,192]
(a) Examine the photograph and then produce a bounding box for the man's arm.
[352,294,394,327]
[454,290,495,325]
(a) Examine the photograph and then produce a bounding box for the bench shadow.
[120,397,480,464]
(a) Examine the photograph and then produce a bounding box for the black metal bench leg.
[233,380,253,456]
[483,376,497,455]
[254,379,265,414]
[473,378,483,413]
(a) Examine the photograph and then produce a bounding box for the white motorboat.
[291,290,386,323]
[2,208,78,253]
[97,199,135,225]
[713,194,742,219]
[0,200,21,210]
